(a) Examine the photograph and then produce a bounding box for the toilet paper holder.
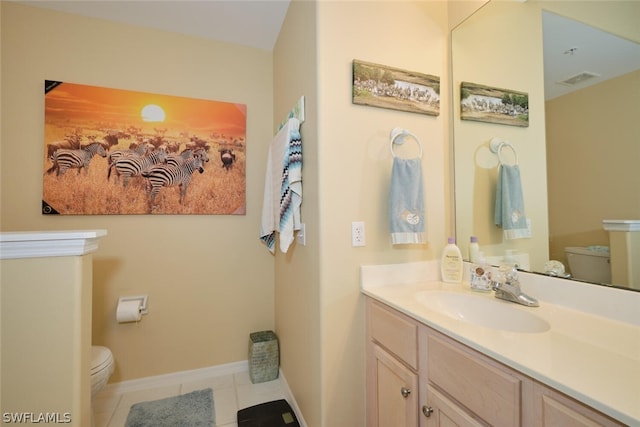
[118,295,149,315]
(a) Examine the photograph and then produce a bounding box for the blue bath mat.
[125,388,214,427]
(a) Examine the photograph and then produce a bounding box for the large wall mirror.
[452,1,640,291]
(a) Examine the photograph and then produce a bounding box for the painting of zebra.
[42,80,247,215]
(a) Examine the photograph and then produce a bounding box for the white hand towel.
[389,157,426,244]
[494,164,530,239]
[260,117,302,253]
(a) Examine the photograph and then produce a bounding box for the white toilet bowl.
[565,246,611,283]
[91,346,114,398]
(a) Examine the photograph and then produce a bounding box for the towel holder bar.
[490,137,518,165]
[390,128,423,158]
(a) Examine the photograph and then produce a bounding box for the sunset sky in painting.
[45,82,246,137]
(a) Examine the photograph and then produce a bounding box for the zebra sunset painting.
[42,80,246,215]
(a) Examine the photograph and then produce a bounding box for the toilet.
[91,346,114,398]
[565,246,611,283]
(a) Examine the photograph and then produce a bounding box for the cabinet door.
[424,387,487,427]
[371,344,419,427]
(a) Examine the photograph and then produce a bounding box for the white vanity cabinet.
[366,297,626,427]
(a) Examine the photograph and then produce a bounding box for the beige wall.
[1,2,275,382]
[2,255,93,426]
[448,0,489,30]
[546,70,640,265]
[273,1,322,426]
[318,3,448,424]
[273,1,449,425]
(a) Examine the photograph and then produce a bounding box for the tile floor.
[93,370,289,427]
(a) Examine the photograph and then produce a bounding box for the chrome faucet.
[490,264,539,307]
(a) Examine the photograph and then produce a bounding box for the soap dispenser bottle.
[469,236,480,263]
[441,237,463,283]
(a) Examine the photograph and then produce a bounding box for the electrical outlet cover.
[352,221,365,247]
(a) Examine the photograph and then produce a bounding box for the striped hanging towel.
[260,117,302,253]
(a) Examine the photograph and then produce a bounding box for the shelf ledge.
[0,229,107,259]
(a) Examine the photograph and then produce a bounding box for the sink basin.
[415,291,550,333]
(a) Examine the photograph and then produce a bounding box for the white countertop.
[361,261,640,425]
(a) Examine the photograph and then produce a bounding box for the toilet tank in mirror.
[451,1,640,291]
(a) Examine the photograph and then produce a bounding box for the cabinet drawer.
[427,333,521,426]
[533,382,625,427]
[369,301,418,369]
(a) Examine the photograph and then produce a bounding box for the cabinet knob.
[400,387,411,398]
[422,406,434,417]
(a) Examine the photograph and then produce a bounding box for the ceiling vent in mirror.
[557,71,600,86]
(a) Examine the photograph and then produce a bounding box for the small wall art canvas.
[460,81,529,127]
[352,60,440,116]
[42,80,246,215]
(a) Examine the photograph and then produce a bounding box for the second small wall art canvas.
[460,81,529,127]
[352,60,440,116]
[42,80,246,215]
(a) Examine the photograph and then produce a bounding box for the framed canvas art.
[460,81,529,127]
[42,81,246,215]
[352,60,440,116]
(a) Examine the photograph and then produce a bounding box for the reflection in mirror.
[452,1,640,291]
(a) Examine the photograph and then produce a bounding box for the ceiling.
[18,0,291,51]
[543,11,640,100]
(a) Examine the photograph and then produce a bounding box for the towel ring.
[390,127,423,158]
[489,137,518,165]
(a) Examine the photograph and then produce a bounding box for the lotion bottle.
[441,237,463,283]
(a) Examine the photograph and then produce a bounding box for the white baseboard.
[102,361,307,426]
[103,360,249,394]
